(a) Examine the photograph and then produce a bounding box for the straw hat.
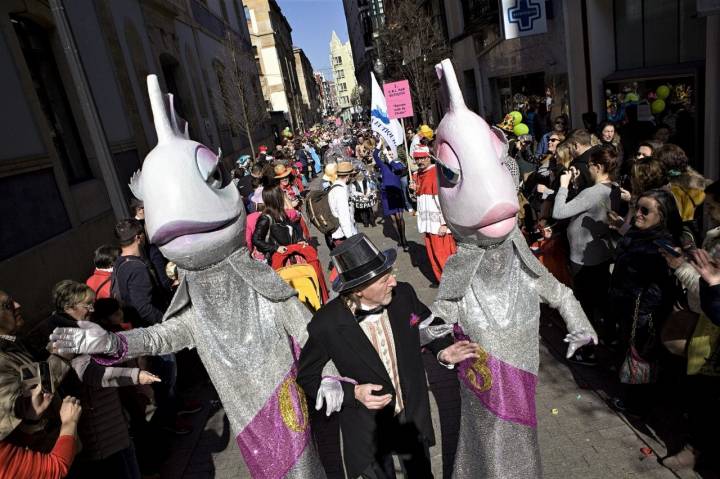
[336,161,355,176]
[323,163,338,182]
[273,164,293,179]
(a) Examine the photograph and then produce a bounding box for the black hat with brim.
[331,233,397,293]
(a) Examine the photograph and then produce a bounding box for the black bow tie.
[355,305,385,321]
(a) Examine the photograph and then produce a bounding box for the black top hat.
[331,233,397,293]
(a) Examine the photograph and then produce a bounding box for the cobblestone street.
[168,209,700,479]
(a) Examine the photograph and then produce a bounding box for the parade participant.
[328,161,357,248]
[425,59,597,479]
[412,145,456,284]
[50,76,342,479]
[373,142,410,251]
[349,171,377,228]
[297,233,479,479]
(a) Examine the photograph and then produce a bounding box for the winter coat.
[609,227,678,360]
[669,167,707,222]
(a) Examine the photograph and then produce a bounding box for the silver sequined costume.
[117,248,326,478]
[430,228,593,478]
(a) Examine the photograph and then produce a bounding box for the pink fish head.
[434,59,518,241]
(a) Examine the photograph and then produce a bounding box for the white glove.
[563,330,598,358]
[315,378,344,416]
[50,321,117,355]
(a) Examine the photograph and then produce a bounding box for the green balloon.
[513,123,529,136]
[509,111,523,124]
[625,92,639,103]
[656,85,670,100]
[651,99,666,114]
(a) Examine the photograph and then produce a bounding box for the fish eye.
[196,146,230,189]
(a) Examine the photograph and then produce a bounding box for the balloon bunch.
[508,110,529,136]
[650,85,670,115]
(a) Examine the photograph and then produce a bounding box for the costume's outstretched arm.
[422,299,463,346]
[51,306,196,362]
[535,269,598,357]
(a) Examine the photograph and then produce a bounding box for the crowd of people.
[1,109,719,479]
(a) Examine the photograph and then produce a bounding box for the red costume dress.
[415,164,457,281]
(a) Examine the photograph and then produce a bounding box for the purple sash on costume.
[236,338,310,479]
[235,364,311,479]
[455,326,537,427]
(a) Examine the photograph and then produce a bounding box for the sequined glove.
[563,330,598,358]
[50,321,118,355]
[315,378,344,416]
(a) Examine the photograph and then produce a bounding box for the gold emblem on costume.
[278,377,309,433]
[465,346,492,393]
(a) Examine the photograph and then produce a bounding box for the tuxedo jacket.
[297,282,452,478]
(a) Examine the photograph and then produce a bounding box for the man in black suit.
[298,233,479,479]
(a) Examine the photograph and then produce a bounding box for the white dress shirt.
[328,180,357,240]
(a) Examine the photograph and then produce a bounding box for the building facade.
[293,47,322,128]
[442,0,719,178]
[315,72,339,116]
[341,0,385,93]
[329,31,358,119]
[244,0,303,131]
[0,0,268,324]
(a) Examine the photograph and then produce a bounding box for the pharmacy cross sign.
[507,0,542,32]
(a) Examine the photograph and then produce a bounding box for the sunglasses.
[549,138,560,143]
[637,205,653,216]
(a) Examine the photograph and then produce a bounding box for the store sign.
[383,80,414,119]
[502,0,548,40]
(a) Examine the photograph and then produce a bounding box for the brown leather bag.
[661,309,700,356]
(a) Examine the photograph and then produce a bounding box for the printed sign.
[502,0,548,40]
[383,80,414,119]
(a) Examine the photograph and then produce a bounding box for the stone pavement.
[165,202,701,478]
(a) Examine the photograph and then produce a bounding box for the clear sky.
[276,0,350,79]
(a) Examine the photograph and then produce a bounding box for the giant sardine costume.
[426,59,598,478]
[51,75,341,479]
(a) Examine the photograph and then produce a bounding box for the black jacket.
[609,227,677,359]
[113,255,168,326]
[251,214,304,255]
[297,282,452,478]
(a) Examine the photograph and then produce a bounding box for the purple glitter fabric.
[91,333,128,366]
[235,364,311,479]
[454,325,537,427]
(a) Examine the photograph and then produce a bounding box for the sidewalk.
[166,200,700,478]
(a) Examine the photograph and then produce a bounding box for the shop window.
[12,16,92,184]
[614,0,706,70]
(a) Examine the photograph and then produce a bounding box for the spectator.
[85,245,120,300]
[321,163,337,190]
[566,129,597,197]
[0,395,82,479]
[655,144,707,230]
[0,291,69,439]
[113,219,167,327]
[653,125,671,145]
[47,281,158,478]
[608,189,681,416]
[349,171,377,228]
[630,156,668,197]
[592,121,623,165]
[536,114,569,156]
[552,148,618,362]
[128,199,172,293]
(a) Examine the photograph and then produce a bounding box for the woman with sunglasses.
[607,189,682,417]
[552,148,620,364]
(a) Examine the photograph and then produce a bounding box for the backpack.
[305,185,341,234]
[277,263,322,313]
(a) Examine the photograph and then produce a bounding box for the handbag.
[619,294,658,384]
[661,309,699,356]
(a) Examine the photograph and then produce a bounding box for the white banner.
[370,72,404,156]
[502,0,547,40]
